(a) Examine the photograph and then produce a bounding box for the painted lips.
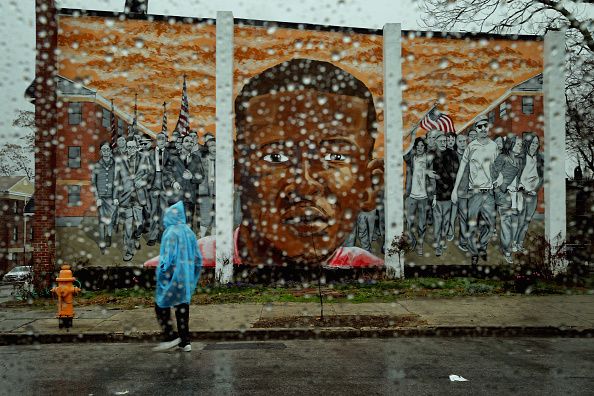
[281,205,329,235]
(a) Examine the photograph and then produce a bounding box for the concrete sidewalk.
[1,295,593,344]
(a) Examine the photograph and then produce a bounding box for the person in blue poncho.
[153,201,202,352]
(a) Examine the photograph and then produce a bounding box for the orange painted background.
[58,15,543,156]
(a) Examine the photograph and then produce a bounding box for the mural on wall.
[228,58,385,268]
[56,13,544,269]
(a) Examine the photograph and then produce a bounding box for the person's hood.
[163,201,186,228]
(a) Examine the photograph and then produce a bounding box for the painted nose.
[286,158,324,200]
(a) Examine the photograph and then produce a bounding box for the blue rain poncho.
[155,201,202,308]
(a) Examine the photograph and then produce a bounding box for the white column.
[215,11,234,283]
[383,23,405,278]
[544,29,567,272]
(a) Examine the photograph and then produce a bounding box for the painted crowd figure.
[92,129,212,262]
[92,141,117,253]
[113,138,151,261]
[404,113,544,266]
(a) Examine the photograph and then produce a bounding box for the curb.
[1,326,592,345]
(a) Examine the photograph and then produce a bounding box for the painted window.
[118,119,125,135]
[67,185,81,206]
[499,102,507,118]
[68,102,82,125]
[68,146,81,168]
[522,96,534,114]
[12,225,18,242]
[102,108,111,128]
[488,111,495,123]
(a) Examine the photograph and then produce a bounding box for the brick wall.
[33,0,58,288]
[55,101,130,218]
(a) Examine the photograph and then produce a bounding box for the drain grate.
[204,342,286,351]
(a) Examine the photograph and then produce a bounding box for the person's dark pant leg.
[457,197,470,248]
[515,193,538,248]
[155,303,177,341]
[467,191,483,256]
[477,192,496,253]
[174,303,190,345]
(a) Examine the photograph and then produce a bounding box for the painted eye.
[323,153,349,162]
[262,153,289,163]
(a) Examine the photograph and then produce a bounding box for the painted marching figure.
[164,134,204,231]
[514,135,544,252]
[114,138,151,261]
[404,137,436,256]
[344,209,378,253]
[446,132,468,245]
[199,133,216,237]
[492,135,523,263]
[147,132,170,246]
[451,115,498,267]
[431,132,459,256]
[91,141,117,254]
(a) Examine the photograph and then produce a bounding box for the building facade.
[0,176,34,274]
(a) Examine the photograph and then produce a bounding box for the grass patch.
[1,277,591,309]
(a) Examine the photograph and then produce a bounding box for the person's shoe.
[512,243,519,253]
[179,343,192,352]
[435,247,442,257]
[480,250,488,262]
[106,236,112,247]
[504,253,513,264]
[123,252,134,262]
[458,244,469,253]
[147,239,157,246]
[471,255,479,266]
[152,337,181,352]
[134,239,141,250]
[446,229,454,241]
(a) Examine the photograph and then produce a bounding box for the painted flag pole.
[174,74,190,136]
[405,101,437,138]
[161,101,168,135]
[109,99,117,149]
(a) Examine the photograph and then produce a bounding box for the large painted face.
[456,134,467,151]
[156,133,167,149]
[100,144,112,160]
[436,134,447,152]
[237,89,380,265]
[468,129,478,142]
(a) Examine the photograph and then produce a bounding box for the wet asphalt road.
[1,338,592,395]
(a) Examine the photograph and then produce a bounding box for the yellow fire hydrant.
[51,265,81,329]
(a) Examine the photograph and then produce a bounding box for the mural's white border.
[544,29,567,268]
[215,11,235,283]
[383,23,404,278]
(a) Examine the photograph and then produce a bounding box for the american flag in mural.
[419,106,456,133]
[110,99,118,149]
[174,75,190,136]
[161,101,168,134]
